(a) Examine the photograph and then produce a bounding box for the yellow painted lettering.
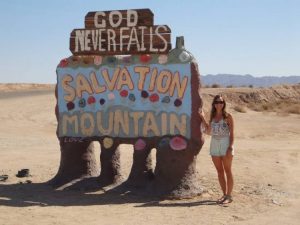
[116,67,134,90]
[102,67,120,91]
[161,112,168,135]
[114,110,129,135]
[156,70,172,94]
[143,112,160,136]
[62,114,78,135]
[80,113,95,136]
[76,74,93,98]
[134,66,150,91]
[129,111,144,136]
[169,72,188,98]
[148,67,158,92]
[170,113,187,136]
[96,111,113,135]
[90,71,106,93]
[61,74,76,102]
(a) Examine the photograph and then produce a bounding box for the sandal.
[0,175,8,181]
[222,195,233,204]
[216,195,226,204]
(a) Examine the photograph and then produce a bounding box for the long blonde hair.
[209,94,228,123]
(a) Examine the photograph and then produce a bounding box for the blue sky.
[0,0,299,83]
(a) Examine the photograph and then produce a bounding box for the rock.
[16,169,30,178]
[272,199,281,206]
[207,189,214,195]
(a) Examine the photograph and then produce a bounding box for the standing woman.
[199,94,234,204]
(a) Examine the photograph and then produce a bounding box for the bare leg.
[212,156,226,195]
[222,150,234,196]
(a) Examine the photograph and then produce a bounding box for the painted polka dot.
[103,137,114,149]
[170,136,187,151]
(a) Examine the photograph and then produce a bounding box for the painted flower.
[128,93,136,102]
[149,93,159,102]
[140,54,151,63]
[107,56,117,64]
[66,102,75,111]
[94,56,102,65]
[83,57,92,65]
[170,136,187,151]
[120,89,129,97]
[59,58,68,67]
[158,54,168,64]
[108,92,115,100]
[122,56,131,63]
[87,96,96,104]
[99,98,106,105]
[158,137,170,148]
[174,98,182,107]
[71,56,80,64]
[162,96,171,103]
[134,138,146,151]
[103,137,114,149]
[141,90,149,98]
[78,98,86,108]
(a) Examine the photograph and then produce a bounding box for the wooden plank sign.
[69,9,172,55]
[85,9,154,29]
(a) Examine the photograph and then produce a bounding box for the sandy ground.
[0,86,300,225]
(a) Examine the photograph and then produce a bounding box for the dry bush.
[233,105,247,113]
[211,83,222,88]
[282,103,300,114]
[247,100,300,114]
[247,102,261,112]
[262,104,270,111]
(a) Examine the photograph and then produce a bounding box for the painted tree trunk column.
[127,144,154,187]
[49,140,99,187]
[49,85,98,187]
[154,144,202,198]
[99,141,122,185]
[152,42,204,197]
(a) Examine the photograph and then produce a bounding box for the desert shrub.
[248,102,273,112]
[248,85,253,88]
[282,84,290,89]
[262,104,271,111]
[282,103,300,114]
[226,85,234,88]
[211,83,222,88]
[252,106,263,112]
[233,105,247,113]
[247,100,300,114]
[248,102,261,111]
[286,106,300,114]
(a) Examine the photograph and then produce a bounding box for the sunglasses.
[214,101,224,104]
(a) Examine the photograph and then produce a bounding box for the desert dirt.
[0,84,300,225]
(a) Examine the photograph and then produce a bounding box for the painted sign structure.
[57,8,201,148]
[53,9,203,197]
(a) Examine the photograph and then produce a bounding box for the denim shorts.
[210,136,234,156]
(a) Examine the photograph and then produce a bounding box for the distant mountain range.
[201,74,300,87]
